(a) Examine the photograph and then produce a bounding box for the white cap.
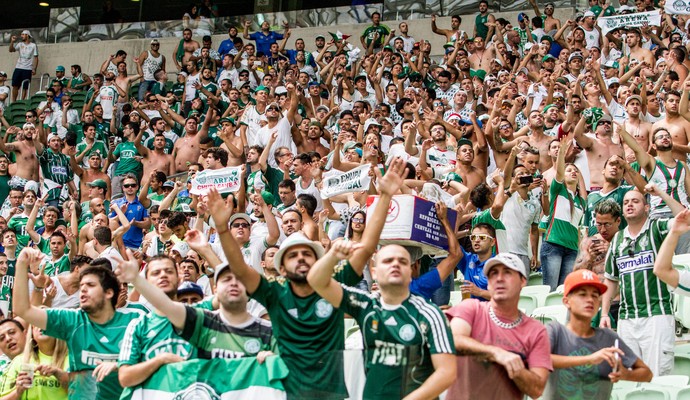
[583,10,596,18]
[483,253,527,279]
[21,30,31,37]
[171,242,190,258]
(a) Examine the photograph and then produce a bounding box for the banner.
[190,166,242,196]
[130,357,288,400]
[667,0,690,14]
[320,164,372,199]
[597,10,661,34]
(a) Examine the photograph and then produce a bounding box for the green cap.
[87,179,107,189]
[260,191,275,205]
[219,117,236,126]
[541,35,553,43]
[542,54,557,62]
[443,42,455,48]
[470,69,487,80]
[253,85,269,94]
[542,104,557,114]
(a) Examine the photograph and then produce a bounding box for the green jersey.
[70,74,87,91]
[472,209,508,254]
[604,218,674,320]
[179,306,277,359]
[75,140,109,167]
[8,214,43,253]
[113,141,143,176]
[38,148,74,202]
[0,175,9,207]
[251,261,362,399]
[42,254,71,276]
[362,25,390,48]
[44,308,146,400]
[0,259,15,317]
[339,288,454,399]
[119,312,196,367]
[584,185,633,229]
[171,83,184,100]
[475,13,489,40]
[544,179,586,250]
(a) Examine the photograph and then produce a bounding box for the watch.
[205,266,215,277]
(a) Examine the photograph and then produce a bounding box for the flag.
[129,357,289,400]
[329,31,351,42]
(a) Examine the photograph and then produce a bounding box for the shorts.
[11,69,32,88]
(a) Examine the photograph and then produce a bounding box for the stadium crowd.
[3,0,690,398]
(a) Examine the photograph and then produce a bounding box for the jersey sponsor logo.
[616,250,654,274]
[399,324,416,342]
[121,150,136,158]
[347,294,368,309]
[243,338,261,354]
[173,383,220,400]
[315,299,334,319]
[50,165,67,176]
[372,340,407,366]
[81,351,118,366]
[145,339,193,360]
[210,348,246,359]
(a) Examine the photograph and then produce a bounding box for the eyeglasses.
[599,121,611,125]
[351,217,365,224]
[470,234,493,241]
[25,115,34,118]
[594,222,614,228]
[499,124,511,129]
[278,152,291,157]
[231,222,250,229]
[123,183,137,188]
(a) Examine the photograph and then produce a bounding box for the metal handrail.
[39,73,51,92]
[18,79,31,101]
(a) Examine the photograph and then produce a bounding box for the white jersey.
[648,159,690,216]
[142,51,163,81]
[96,85,118,120]
[13,42,38,70]
[184,72,200,101]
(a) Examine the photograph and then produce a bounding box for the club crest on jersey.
[371,320,379,333]
[243,338,261,354]
[172,383,220,400]
[399,324,416,342]
[315,299,333,318]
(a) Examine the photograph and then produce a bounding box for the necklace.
[489,306,523,329]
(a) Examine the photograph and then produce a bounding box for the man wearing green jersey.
[308,240,457,399]
[35,133,75,209]
[13,248,145,400]
[0,231,17,317]
[600,190,676,376]
[109,122,144,198]
[7,190,42,253]
[360,12,391,52]
[207,157,408,399]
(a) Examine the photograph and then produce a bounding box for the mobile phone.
[534,174,543,180]
[254,61,262,66]
[613,339,620,373]
[518,175,534,185]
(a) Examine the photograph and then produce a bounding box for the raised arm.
[556,132,573,182]
[615,122,654,174]
[654,208,690,288]
[433,203,463,282]
[26,197,44,244]
[12,248,49,329]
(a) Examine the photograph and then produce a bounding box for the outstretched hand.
[114,249,142,283]
[376,157,408,197]
[206,188,234,230]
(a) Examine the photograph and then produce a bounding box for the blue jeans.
[541,241,578,291]
[138,80,156,101]
[429,258,453,306]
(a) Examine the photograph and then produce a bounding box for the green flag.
[128,357,289,399]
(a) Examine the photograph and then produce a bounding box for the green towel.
[176,39,185,63]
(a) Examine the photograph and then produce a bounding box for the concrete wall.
[0,8,576,93]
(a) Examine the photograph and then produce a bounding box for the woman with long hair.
[541,133,586,291]
[0,321,69,399]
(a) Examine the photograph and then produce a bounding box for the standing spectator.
[173,29,200,72]
[360,12,391,52]
[109,174,150,251]
[243,20,287,58]
[446,253,552,399]
[600,189,676,377]
[474,0,496,41]
[8,30,38,102]
[544,269,652,399]
[0,72,9,111]
[137,39,166,101]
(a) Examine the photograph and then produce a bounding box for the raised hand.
[435,202,448,221]
[376,157,408,197]
[113,249,142,283]
[206,188,234,229]
[672,208,690,235]
[185,229,209,251]
[330,240,363,259]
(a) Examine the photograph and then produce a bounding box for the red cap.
[564,269,607,296]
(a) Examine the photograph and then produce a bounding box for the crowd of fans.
[2,0,690,398]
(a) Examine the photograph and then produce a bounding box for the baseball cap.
[162,181,175,188]
[542,54,557,63]
[483,253,527,279]
[274,86,287,95]
[606,77,620,87]
[315,34,325,40]
[56,66,65,72]
[177,281,204,297]
[583,10,596,18]
[316,105,330,113]
[568,52,584,62]
[219,117,236,126]
[87,179,108,189]
[625,95,642,106]
[228,213,252,227]
[563,269,607,296]
[171,241,190,258]
[253,85,269,94]
[178,71,188,77]
[274,232,325,271]
[442,172,463,183]
[518,12,528,22]
[0,71,6,77]
[151,39,160,44]
[603,60,620,69]
[21,30,31,37]
[363,118,382,133]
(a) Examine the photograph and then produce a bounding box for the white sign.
[597,10,661,34]
[190,166,242,196]
[320,164,372,199]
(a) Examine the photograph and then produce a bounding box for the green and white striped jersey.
[604,218,674,320]
[545,179,585,251]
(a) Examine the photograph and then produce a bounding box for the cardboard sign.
[597,10,661,34]
[366,195,458,255]
[190,166,242,195]
[321,164,372,199]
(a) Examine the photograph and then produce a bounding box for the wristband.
[34,287,44,291]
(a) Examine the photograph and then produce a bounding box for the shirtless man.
[69,152,111,203]
[455,140,486,190]
[0,124,39,187]
[573,115,624,190]
[172,109,213,173]
[114,61,140,106]
[623,95,652,163]
[654,89,690,162]
[468,36,490,71]
[529,0,561,34]
[431,14,467,43]
[297,122,329,157]
[626,29,654,67]
[523,110,554,172]
[216,118,244,166]
[173,28,200,72]
[132,126,174,177]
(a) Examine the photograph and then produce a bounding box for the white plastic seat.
[530,305,569,325]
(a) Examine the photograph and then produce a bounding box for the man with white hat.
[581,11,601,49]
[8,30,38,102]
[206,157,408,399]
[446,253,552,399]
[136,39,166,101]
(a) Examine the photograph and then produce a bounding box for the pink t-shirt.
[444,300,553,400]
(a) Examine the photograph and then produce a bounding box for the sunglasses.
[499,124,511,129]
[232,222,250,229]
[123,183,137,188]
[351,217,365,224]
[267,107,280,112]
[470,234,493,241]
[25,115,34,118]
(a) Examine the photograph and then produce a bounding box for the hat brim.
[274,238,325,271]
[565,281,608,296]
